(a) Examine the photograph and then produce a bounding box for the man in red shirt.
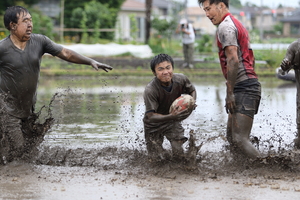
[198,0,261,159]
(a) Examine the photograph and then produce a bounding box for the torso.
[217,13,258,83]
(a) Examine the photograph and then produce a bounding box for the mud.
[1,76,300,199]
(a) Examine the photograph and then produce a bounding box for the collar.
[221,12,231,21]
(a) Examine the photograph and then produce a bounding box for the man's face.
[153,61,173,86]
[202,0,223,25]
[13,12,33,41]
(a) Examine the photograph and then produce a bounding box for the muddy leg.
[170,138,187,159]
[3,116,25,162]
[294,129,300,149]
[145,131,166,160]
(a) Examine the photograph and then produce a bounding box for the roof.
[121,0,146,11]
[186,6,205,15]
[281,8,300,22]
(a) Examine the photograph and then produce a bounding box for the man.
[143,53,196,160]
[198,0,261,159]
[280,39,300,149]
[0,6,112,163]
[175,19,195,69]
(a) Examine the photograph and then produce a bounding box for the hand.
[171,107,191,121]
[280,58,291,71]
[225,94,236,114]
[91,60,113,72]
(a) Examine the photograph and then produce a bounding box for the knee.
[232,134,247,148]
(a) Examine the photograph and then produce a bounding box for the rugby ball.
[169,94,195,113]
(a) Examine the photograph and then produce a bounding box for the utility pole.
[259,0,264,41]
[60,0,65,43]
[184,0,188,20]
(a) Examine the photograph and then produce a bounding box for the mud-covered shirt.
[0,34,63,118]
[284,39,300,68]
[217,13,257,83]
[143,73,195,133]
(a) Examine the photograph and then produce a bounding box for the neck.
[10,35,27,50]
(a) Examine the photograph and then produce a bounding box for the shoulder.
[30,33,53,42]
[173,73,189,82]
[219,16,236,32]
[145,77,158,90]
[0,36,11,50]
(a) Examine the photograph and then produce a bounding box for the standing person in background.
[198,0,261,159]
[0,6,112,163]
[280,39,300,149]
[175,19,195,69]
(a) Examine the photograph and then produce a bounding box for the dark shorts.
[234,79,261,118]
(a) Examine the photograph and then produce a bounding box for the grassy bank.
[40,56,277,77]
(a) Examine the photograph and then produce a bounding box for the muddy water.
[1,75,300,200]
[38,75,297,152]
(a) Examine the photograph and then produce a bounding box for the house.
[182,7,216,35]
[181,5,252,36]
[242,6,295,37]
[281,8,300,36]
[115,0,147,42]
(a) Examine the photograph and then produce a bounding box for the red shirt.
[217,13,257,82]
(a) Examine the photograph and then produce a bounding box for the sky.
[187,0,299,8]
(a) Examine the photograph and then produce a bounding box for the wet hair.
[197,0,229,8]
[150,53,174,72]
[4,6,30,30]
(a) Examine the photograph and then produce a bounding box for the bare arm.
[281,41,298,72]
[224,45,239,114]
[56,48,113,72]
[144,108,191,124]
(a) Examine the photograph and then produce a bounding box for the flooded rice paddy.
[1,74,300,200]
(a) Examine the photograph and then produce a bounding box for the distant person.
[143,53,197,161]
[0,6,113,163]
[175,19,195,69]
[198,0,261,159]
[280,39,300,149]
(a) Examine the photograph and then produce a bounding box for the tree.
[0,0,39,13]
[65,0,124,41]
[70,1,116,41]
[230,0,242,8]
[145,0,152,44]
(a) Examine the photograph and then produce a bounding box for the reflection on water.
[36,75,297,154]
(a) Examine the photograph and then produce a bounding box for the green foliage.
[65,0,124,41]
[229,0,242,8]
[129,14,138,43]
[151,16,178,51]
[151,16,177,39]
[195,34,214,52]
[0,0,39,13]
[149,37,182,56]
[273,22,283,35]
[80,12,88,43]
[30,8,54,39]
[254,49,286,68]
[69,0,116,41]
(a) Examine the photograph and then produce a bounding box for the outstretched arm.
[56,48,113,72]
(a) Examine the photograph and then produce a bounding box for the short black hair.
[150,53,174,72]
[4,6,30,30]
[198,0,229,8]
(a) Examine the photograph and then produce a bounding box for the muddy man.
[280,39,300,149]
[0,6,112,163]
[198,0,261,159]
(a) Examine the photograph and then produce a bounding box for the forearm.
[226,58,238,95]
[57,48,93,65]
[146,112,175,123]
